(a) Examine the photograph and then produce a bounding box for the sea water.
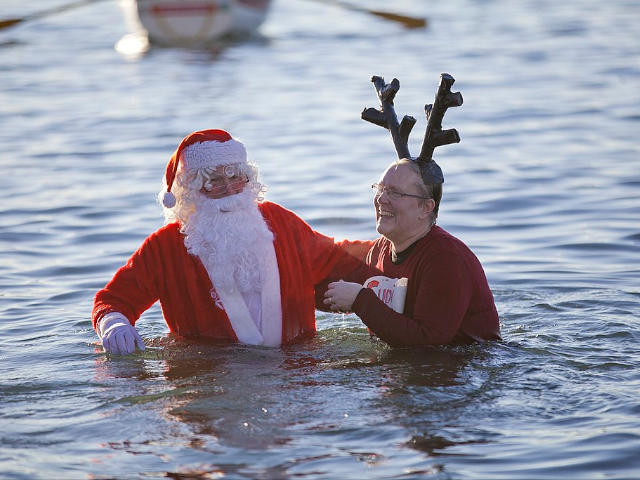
[1,0,639,478]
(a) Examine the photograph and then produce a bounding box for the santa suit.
[92,201,370,345]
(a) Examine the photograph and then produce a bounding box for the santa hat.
[162,129,247,208]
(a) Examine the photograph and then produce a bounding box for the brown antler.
[361,73,463,184]
[361,76,416,159]
[417,73,463,162]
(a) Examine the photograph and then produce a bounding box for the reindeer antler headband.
[361,73,463,184]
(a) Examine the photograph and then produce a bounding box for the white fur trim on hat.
[181,138,247,171]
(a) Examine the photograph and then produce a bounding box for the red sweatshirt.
[351,226,500,346]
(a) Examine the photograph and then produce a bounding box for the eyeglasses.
[202,173,249,196]
[371,183,431,201]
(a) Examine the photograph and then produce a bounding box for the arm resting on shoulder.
[313,239,375,310]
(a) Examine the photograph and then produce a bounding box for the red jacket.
[93,201,371,344]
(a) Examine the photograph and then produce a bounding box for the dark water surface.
[1,0,639,478]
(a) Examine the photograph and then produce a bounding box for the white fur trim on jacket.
[208,242,282,347]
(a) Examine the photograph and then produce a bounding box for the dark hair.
[398,159,442,222]
[421,181,442,220]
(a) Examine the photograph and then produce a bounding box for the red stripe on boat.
[235,0,269,10]
[151,4,217,16]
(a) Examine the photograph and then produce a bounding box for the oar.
[0,0,108,30]
[306,0,427,29]
[0,0,427,32]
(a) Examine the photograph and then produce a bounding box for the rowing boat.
[119,0,272,46]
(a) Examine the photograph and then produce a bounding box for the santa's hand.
[98,313,145,355]
[324,280,363,312]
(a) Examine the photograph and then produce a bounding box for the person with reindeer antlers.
[323,74,501,346]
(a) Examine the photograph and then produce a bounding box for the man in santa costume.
[92,129,370,354]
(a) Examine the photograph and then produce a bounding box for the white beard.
[182,189,274,294]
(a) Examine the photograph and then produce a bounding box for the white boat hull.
[120,0,271,46]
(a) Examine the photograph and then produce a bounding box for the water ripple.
[1,0,639,478]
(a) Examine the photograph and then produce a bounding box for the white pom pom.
[162,191,176,208]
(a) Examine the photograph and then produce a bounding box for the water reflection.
[92,333,487,462]
[372,347,497,458]
[114,28,271,60]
